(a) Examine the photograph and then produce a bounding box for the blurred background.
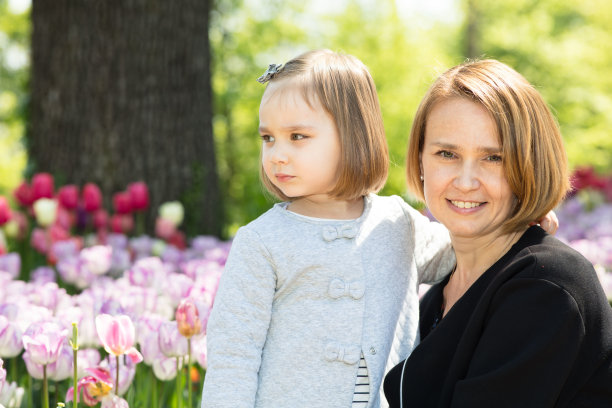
[1,0,611,238]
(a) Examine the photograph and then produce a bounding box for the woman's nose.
[453,162,480,190]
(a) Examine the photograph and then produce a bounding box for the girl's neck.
[287,195,364,219]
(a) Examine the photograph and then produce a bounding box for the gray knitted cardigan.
[202,194,454,408]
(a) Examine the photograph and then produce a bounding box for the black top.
[384,226,612,407]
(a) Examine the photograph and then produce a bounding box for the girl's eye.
[291,133,306,141]
[486,154,503,162]
[261,134,274,143]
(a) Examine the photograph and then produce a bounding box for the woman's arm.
[201,227,277,408]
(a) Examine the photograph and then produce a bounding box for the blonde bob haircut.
[406,59,570,233]
[259,49,389,201]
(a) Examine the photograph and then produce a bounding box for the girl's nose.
[267,144,289,165]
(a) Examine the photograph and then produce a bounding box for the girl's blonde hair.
[406,59,570,233]
[259,49,388,201]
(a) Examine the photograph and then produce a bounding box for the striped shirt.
[352,352,370,407]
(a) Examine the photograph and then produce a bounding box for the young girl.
[201,49,454,408]
[201,50,556,407]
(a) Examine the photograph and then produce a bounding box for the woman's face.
[420,97,516,241]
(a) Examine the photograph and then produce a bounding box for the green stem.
[28,372,32,408]
[10,356,17,382]
[151,368,158,408]
[115,355,120,395]
[73,349,78,408]
[43,364,49,408]
[188,339,192,408]
[176,357,182,408]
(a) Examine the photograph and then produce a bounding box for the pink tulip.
[0,197,11,226]
[58,185,80,210]
[31,228,50,254]
[13,181,33,207]
[31,173,55,200]
[95,314,143,363]
[155,217,176,240]
[66,367,113,406]
[82,183,102,213]
[55,206,75,230]
[175,298,207,338]
[0,316,23,358]
[128,182,149,211]
[21,321,67,366]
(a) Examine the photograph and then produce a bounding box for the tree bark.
[29,0,222,237]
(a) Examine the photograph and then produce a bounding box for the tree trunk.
[464,0,480,59]
[29,0,222,237]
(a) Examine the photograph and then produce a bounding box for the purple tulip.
[0,315,23,358]
[50,240,81,263]
[126,257,164,287]
[129,236,154,258]
[0,357,6,390]
[158,321,188,357]
[152,355,181,381]
[80,245,112,275]
[22,321,68,366]
[31,266,56,284]
[0,253,20,280]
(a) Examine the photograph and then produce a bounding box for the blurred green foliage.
[2,0,612,234]
[0,0,28,199]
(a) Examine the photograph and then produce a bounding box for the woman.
[384,59,612,407]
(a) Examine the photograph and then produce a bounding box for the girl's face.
[420,97,516,241]
[259,80,342,203]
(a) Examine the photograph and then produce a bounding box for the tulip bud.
[33,198,58,227]
[112,191,132,214]
[159,201,184,227]
[13,181,33,207]
[0,197,12,226]
[57,185,80,210]
[93,209,109,230]
[175,298,208,339]
[128,182,150,211]
[110,214,134,234]
[82,183,102,213]
[31,173,55,200]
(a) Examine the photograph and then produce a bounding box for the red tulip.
[110,214,134,234]
[128,182,149,211]
[93,209,109,230]
[82,183,102,213]
[112,192,132,214]
[31,173,55,200]
[0,197,11,226]
[57,185,79,210]
[14,181,33,207]
[168,230,187,250]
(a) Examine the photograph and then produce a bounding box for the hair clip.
[257,63,284,84]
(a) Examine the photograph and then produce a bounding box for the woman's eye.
[437,150,455,159]
[486,154,503,162]
[261,135,274,143]
[291,133,306,141]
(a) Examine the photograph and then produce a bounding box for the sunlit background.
[2,0,612,230]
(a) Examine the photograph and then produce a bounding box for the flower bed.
[0,174,226,407]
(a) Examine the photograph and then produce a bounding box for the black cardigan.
[384,226,612,407]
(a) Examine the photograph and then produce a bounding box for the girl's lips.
[275,173,295,182]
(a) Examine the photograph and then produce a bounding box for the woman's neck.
[287,195,364,219]
[442,228,526,316]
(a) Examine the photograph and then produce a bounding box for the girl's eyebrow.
[258,124,317,133]
[429,141,501,154]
